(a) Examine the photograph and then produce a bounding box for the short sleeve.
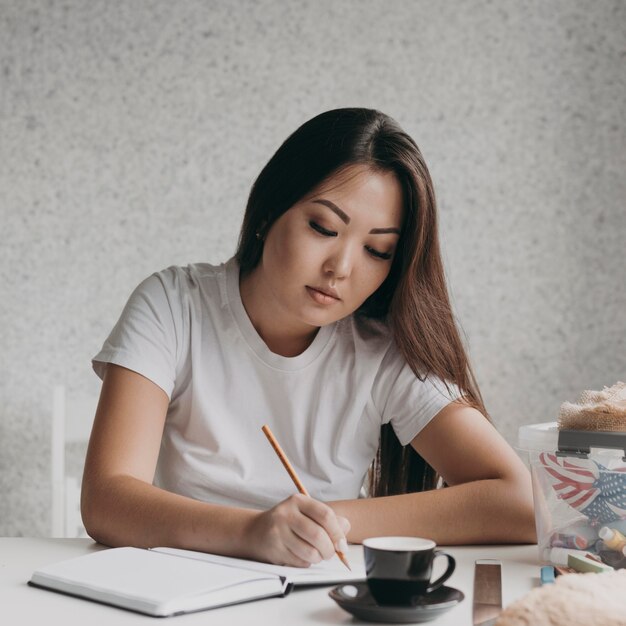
[372,347,462,446]
[92,268,184,399]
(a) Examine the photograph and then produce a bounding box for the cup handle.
[426,550,456,593]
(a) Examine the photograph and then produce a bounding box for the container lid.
[517,422,559,451]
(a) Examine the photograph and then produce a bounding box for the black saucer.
[329,581,464,623]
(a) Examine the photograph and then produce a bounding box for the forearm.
[329,477,536,545]
[81,474,260,559]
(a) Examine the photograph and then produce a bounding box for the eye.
[309,221,337,237]
[365,246,393,261]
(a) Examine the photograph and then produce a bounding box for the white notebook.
[29,546,364,617]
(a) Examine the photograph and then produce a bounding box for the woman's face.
[252,165,404,334]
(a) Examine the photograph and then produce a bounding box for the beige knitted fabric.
[495,570,626,626]
[558,381,626,431]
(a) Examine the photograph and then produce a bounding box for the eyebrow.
[312,199,401,235]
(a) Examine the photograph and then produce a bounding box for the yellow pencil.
[261,424,351,571]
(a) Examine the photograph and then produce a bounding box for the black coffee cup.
[363,536,456,606]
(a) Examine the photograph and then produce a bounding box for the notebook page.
[31,547,285,615]
[152,547,366,584]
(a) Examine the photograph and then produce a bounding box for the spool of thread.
[544,547,588,566]
[593,539,607,553]
[540,565,555,585]
[550,532,590,549]
[598,527,626,552]
[599,549,626,569]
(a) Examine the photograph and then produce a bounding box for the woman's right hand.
[245,493,351,567]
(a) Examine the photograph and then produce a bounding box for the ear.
[256,220,269,241]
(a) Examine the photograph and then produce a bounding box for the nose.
[323,244,354,280]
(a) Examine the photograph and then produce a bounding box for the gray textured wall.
[1,0,624,536]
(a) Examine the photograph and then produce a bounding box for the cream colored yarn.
[558,381,626,431]
[495,570,626,626]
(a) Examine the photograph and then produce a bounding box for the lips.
[308,285,340,300]
[306,286,341,305]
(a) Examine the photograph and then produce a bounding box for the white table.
[0,538,541,624]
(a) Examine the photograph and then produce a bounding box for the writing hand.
[246,493,351,567]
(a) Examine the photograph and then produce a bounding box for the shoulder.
[332,315,401,371]
[121,262,228,329]
[133,261,225,306]
[351,314,393,342]
[147,261,223,292]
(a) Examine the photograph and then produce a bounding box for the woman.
[82,108,535,567]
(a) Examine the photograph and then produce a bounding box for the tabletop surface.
[0,538,541,625]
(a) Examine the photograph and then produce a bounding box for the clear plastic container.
[516,422,559,469]
[517,423,626,568]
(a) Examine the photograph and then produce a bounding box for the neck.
[239,267,319,357]
[256,328,319,357]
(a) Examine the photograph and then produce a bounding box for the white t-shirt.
[92,258,460,510]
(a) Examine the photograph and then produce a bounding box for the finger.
[283,544,314,568]
[272,495,329,560]
[298,495,347,544]
[283,527,323,565]
[293,496,345,560]
[337,515,351,536]
[288,514,330,561]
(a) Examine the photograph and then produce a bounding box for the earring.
[255,231,262,240]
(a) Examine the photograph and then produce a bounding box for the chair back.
[51,385,98,537]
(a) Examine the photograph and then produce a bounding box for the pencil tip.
[338,552,351,571]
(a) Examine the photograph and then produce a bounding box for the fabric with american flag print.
[539,452,626,524]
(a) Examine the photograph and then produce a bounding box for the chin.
[305,311,346,328]
[289,294,350,328]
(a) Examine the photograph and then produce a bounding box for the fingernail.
[336,538,348,553]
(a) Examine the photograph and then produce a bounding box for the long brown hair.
[236,108,489,498]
